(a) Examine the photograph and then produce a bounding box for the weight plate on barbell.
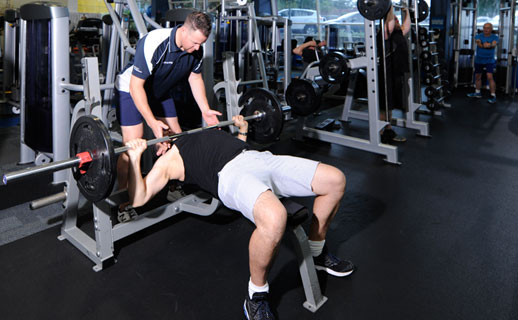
[319,51,350,84]
[286,79,322,116]
[357,0,392,21]
[239,88,283,144]
[417,0,429,23]
[69,115,116,202]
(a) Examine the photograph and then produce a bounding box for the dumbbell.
[424,73,441,85]
[424,84,446,98]
[420,51,439,61]
[423,62,441,73]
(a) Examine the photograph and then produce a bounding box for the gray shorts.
[217,150,319,224]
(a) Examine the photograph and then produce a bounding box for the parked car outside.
[278,8,326,34]
[325,11,365,47]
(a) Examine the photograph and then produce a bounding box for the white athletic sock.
[475,89,481,94]
[308,239,326,257]
[491,93,496,97]
[248,278,269,299]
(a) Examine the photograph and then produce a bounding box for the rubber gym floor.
[1,88,518,320]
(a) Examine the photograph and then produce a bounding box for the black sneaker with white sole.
[244,292,275,320]
[313,246,355,277]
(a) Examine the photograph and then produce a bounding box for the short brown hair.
[185,11,212,37]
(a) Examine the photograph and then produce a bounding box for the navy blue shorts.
[114,89,177,126]
[474,62,496,74]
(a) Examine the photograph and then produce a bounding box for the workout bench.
[59,180,327,312]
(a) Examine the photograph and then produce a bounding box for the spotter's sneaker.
[117,205,138,223]
[167,185,187,202]
[467,92,482,98]
[313,246,355,277]
[244,292,275,320]
[487,96,496,104]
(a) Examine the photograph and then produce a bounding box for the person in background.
[378,6,411,144]
[467,22,499,104]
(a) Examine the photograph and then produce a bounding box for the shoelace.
[325,253,341,267]
[251,296,273,318]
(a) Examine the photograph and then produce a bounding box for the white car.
[278,8,326,34]
[325,11,364,25]
[325,11,365,43]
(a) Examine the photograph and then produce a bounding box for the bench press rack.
[295,21,400,164]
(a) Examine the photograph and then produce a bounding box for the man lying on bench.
[125,115,354,320]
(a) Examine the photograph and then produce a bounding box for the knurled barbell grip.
[3,111,265,185]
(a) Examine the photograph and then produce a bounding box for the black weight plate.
[286,79,322,116]
[319,51,350,84]
[418,0,429,22]
[69,115,116,202]
[357,0,392,21]
[239,88,283,144]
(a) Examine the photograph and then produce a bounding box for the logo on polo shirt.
[134,66,142,73]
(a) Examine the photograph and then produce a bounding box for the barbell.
[392,0,429,23]
[3,88,285,202]
[357,0,429,22]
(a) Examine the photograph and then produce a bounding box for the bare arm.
[293,40,317,56]
[188,72,222,126]
[401,8,411,36]
[385,18,395,39]
[126,139,172,207]
[476,39,483,48]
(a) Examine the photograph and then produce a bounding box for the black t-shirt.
[302,47,323,63]
[377,28,410,76]
[173,130,248,198]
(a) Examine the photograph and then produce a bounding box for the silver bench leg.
[288,225,328,312]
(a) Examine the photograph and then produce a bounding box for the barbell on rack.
[357,0,429,22]
[3,88,285,202]
[392,0,429,23]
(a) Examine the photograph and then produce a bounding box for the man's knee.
[253,192,288,241]
[312,164,346,196]
[329,168,346,194]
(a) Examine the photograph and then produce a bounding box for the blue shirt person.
[467,23,499,103]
